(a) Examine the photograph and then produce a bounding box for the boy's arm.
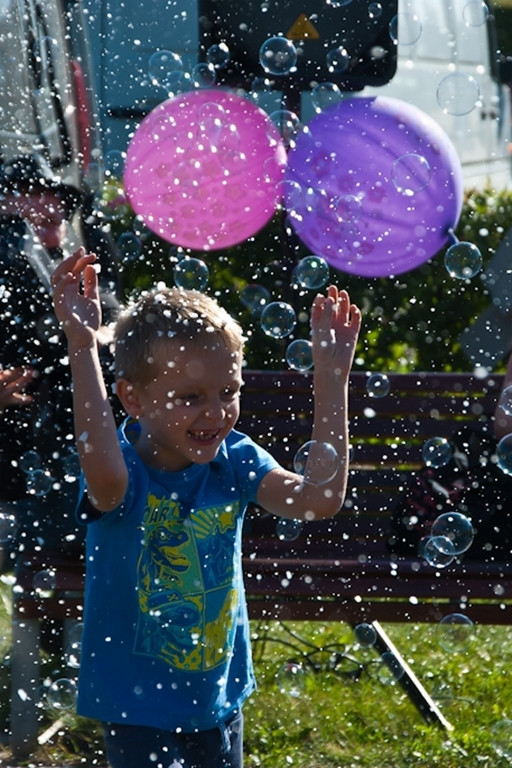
[257,286,361,521]
[52,248,128,512]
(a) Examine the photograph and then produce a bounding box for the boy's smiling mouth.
[188,429,221,442]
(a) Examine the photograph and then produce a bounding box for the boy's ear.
[115,378,143,418]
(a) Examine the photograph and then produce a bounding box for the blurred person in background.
[0,153,118,580]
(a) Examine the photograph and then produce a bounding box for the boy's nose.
[205,399,224,420]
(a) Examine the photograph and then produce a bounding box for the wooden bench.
[239,371,512,627]
[10,370,511,755]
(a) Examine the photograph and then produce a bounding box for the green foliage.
[107,185,512,373]
[6,614,512,767]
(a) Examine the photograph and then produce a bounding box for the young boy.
[52,248,361,768]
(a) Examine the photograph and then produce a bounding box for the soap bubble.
[293,440,339,485]
[117,232,142,263]
[389,13,423,45]
[276,518,303,541]
[437,72,480,115]
[491,719,512,759]
[376,652,404,684]
[498,385,512,416]
[173,257,209,291]
[260,302,296,339]
[275,662,306,697]
[431,512,474,555]
[463,0,489,27]
[368,2,383,18]
[269,109,301,146]
[104,150,126,180]
[206,43,230,69]
[62,451,81,480]
[326,46,350,74]
[354,623,377,648]
[437,613,474,653]
[366,373,390,398]
[332,194,362,224]
[311,82,343,112]
[391,153,431,196]
[422,437,452,468]
[420,536,455,568]
[294,255,330,289]
[26,469,53,497]
[286,339,314,371]
[497,434,512,475]
[46,678,78,710]
[19,450,42,474]
[33,569,56,592]
[259,37,297,75]
[66,622,84,669]
[240,284,270,316]
[148,49,184,90]
[444,241,483,279]
[192,62,216,88]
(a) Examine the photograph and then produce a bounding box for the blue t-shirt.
[76,420,279,732]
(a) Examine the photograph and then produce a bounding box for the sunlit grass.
[1,583,512,766]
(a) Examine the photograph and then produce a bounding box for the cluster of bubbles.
[419,511,475,568]
[19,450,53,497]
[18,448,80,497]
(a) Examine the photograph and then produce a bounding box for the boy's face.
[126,340,244,472]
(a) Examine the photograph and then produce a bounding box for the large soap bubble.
[430,512,474,555]
[437,613,475,653]
[293,440,339,485]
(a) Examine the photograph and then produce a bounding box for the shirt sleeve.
[227,429,280,502]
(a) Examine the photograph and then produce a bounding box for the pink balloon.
[284,96,464,277]
[124,89,287,251]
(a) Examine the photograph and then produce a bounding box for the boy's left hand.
[311,286,361,376]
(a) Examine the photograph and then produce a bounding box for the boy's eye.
[222,388,241,400]
[175,395,197,406]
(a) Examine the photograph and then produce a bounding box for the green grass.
[2,581,512,767]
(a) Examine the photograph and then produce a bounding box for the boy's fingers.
[83,264,99,299]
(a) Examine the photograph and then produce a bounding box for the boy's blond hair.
[114,286,244,385]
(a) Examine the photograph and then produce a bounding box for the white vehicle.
[0,0,101,191]
[362,0,512,190]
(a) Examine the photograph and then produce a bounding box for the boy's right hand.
[52,248,102,350]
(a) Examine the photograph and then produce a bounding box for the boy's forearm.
[308,370,350,507]
[67,342,125,503]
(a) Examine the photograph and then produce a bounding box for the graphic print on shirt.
[134,492,239,671]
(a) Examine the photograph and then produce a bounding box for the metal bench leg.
[370,620,453,731]
[10,616,41,759]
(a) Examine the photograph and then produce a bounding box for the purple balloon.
[284,96,463,277]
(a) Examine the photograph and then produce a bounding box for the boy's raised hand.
[311,286,361,376]
[52,248,102,349]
